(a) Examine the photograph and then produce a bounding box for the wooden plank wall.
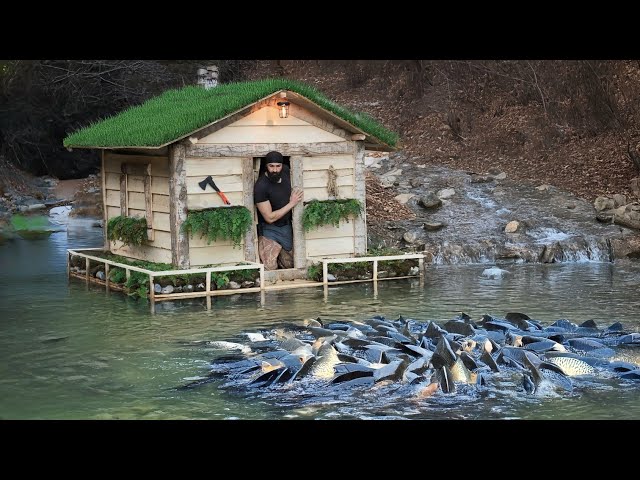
[302,153,357,261]
[197,106,346,145]
[184,156,245,266]
[103,152,171,263]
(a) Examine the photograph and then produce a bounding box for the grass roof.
[63,78,399,149]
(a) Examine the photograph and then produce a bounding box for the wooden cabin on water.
[64,78,408,291]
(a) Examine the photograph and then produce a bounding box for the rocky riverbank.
[364,152,640,263]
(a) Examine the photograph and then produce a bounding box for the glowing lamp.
[277,100,290,118]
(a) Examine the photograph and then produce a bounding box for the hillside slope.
[247,60,640,205]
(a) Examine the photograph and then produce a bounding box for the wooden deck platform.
[67,248,424,312]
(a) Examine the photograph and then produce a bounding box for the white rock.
[382,168,403,178]
[437,188,456,200]
[482,267,509,279]
[394,193,415,204]
[27,203,46,211]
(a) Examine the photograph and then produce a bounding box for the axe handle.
[217,191,231,205]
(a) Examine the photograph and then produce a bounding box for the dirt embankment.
[246,60,640,207]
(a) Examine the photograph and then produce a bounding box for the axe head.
[198,176,213,190]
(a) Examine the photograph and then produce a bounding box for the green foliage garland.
[107,215,148,246]
[302,199,363,232]
[182,206,252,248]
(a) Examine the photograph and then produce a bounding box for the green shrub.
[182,207,252,248]
[307,263,322,281]
[302,199,362,232]
[107,216,148,246]
[109,267,127,284]
[211,272,229,288]
[124,271,150,298]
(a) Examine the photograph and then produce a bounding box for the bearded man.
[253,151,304,270]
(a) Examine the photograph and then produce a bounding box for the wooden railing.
[66,248,265,303]
[321,253,425,285]
[67,249,425,312]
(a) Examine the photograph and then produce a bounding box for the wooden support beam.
[120,173,127,217]
[169,144,190,268]
[241,157,257,263]
[353,140,367,255]
[290,155,306,269]
[186,142,353,158]
[143,165,154,241]
[101,151,109,250]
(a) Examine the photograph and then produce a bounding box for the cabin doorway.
[253,155,297,272]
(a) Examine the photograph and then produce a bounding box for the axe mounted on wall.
[198,176,231,205]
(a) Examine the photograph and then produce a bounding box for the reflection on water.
[0,216,639,419]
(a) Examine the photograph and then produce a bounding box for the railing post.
[259,265,265,290]
[85,257,90,284]
[149,274,155,303]
[323,260,328,285]
[373,260,378,281]
[206,271,211,295]
[105,263,110,293]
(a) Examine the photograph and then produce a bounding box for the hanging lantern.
[277,100,290,118]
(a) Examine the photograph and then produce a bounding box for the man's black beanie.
[265,151,283,164]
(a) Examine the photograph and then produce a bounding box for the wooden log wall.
[103,152,171,264]
[301,153,358,261]
[184,156,246,266]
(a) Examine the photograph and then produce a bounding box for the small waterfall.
[555,237,612,263]
[425,236,613,265]
[429,241,499,265]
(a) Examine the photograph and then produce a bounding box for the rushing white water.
[529,227,574,244]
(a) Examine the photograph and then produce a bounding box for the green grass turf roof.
[63,78,399,149]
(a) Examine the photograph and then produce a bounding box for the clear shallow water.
[1,216,639,420]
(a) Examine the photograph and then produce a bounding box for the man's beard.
[267,171,282,183]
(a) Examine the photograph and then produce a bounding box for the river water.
[1,210,639,420]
